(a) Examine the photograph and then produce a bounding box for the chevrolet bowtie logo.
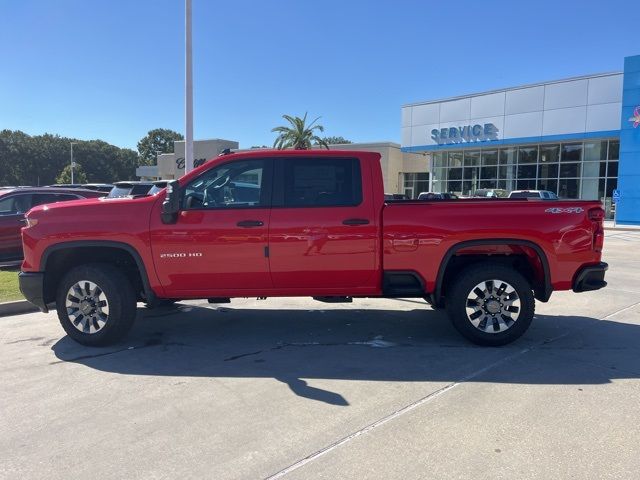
[630,106,640,128]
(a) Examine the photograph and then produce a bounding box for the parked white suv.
[508,190,558,199]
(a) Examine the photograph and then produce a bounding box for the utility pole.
[184,0,194,174]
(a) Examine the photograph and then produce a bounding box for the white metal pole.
[70,142,75,184]
[184,0,194,174]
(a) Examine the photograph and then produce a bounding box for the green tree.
[56,164,87,184]
[271,113,329,150]
[319,136,352,145]
[0,130,137,186]
[136,128,184,166]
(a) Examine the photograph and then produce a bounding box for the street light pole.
[70,142,77,184]
[184,0,194,174]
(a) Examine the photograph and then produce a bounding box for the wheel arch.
[41,241,156,305]
[433,239,552,308]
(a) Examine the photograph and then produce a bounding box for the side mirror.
[161,180,181,224]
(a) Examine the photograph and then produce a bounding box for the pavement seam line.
[264,333,567,480]
[602,301,640,319]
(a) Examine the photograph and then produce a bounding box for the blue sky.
[0,0,637,150]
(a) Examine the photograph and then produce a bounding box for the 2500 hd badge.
[160,252,203,258]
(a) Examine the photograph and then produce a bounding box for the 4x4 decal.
[545,207,584,214]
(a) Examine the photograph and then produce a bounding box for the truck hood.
[24,194,162,242]
[27,194,159,217]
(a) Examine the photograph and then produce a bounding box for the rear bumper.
[573,262,608,293]
[18,272,48,313]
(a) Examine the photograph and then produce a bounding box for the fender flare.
[41,240,156,303]
[433,238,552,306]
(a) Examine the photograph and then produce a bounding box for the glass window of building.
[537,179,558,194]
[517,163,537,178]
[560,162,581,178]
[608,140,619,160]
[517,179,537,190]
[559,179,580,198]
[538,162,559,179]
[402,173,430,199]
[539,144,560,163]
[584,141,607,161]
[561,143,582,162]
[433,152,447,168]
[449,181,462,194]
[482,150,498,165]
[582,160,605,178]
[427,138,618,217]
[464,150,481,167]
[518,146,538,164]
[498,148,517,183]
[449,151,463,168]
[581,178,601,201]
[480,150,498,180]
[448,168,462,180]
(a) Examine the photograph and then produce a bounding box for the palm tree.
[271,113,329,150]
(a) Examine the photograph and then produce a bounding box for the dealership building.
[138,54,640,224]
[401,54,640,222]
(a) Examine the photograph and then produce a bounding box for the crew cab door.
[149,158,273,295]
[268,155,379,293]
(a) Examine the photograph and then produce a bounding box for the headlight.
[25,217,39,228]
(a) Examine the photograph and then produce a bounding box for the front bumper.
[573,262,608,293]
[18,272,48,312]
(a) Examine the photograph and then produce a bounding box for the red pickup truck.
[19,149,607,347]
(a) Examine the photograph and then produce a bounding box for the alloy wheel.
[65,280,110,334]
[465,279,521,333]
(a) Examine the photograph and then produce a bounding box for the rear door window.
[0,194,32,214]
[276,157,362,207]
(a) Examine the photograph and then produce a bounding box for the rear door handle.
[342,218,370,226]
[237,220,264,228]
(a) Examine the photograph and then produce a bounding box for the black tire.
[56,263,137,346]
[445,263,535,346]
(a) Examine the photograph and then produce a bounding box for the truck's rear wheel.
[446,264,534,346]
[56,263,137,346]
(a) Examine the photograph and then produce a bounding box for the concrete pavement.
[1,230,639,479]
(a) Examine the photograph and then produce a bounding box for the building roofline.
[403,71,622,108]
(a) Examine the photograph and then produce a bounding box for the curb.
[605,226,640,232]
[0,300,39,318]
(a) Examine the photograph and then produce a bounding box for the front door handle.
[342,218,370,226]
[237,220,264,228]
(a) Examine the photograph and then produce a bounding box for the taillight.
[588,207,605,221]
[589,207,604,252]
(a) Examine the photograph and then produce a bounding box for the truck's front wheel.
[56,263,137,346]
[446,264,535,346]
